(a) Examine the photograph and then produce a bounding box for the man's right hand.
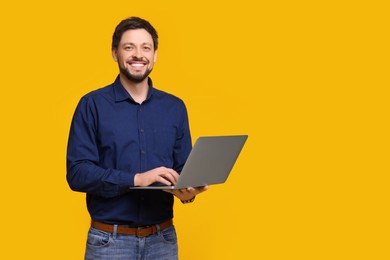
[134,167,179,187]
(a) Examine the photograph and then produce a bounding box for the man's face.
[113,29,157,83]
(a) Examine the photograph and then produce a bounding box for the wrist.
[134,173,143,186]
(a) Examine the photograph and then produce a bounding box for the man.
[67,17,207,260]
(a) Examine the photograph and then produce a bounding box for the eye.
[124,46,133,51]
[143,46,151,51]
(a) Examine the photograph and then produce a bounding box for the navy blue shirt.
[67,76,192,225]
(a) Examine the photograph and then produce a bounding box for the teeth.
[131,63,144,67]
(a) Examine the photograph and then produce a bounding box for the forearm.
[67,160,135,198]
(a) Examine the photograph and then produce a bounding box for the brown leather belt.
[91,219,173,237]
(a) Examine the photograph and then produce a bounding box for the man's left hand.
[163,186,208,201]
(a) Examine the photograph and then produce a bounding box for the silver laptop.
[130,135,248,190]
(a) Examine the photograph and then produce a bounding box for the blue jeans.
[84,225,178,260]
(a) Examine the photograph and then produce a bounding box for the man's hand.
[134,167,179,187]
[164,185,208,201]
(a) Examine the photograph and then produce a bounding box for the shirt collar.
[113,75,155,103]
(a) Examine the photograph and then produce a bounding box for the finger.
[158,175,173,185]
[159,173,176,185]
[177,189,187,194]
[166,169,180,182]
[198,185,208,192]
[158,169,179,185]
[185,186,207,195]
[186,187,195,192]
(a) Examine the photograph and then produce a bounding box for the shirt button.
[138,108,142,112]
[140,129,144,133]
[141,150,146,154]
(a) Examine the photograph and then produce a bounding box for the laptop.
[129,135,248,190]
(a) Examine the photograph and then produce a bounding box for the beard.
[119,64,153,83]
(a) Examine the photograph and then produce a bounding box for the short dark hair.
[112,17,158,51]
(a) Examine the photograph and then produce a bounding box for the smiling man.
[67,17,207,260]
[114,29,156,83]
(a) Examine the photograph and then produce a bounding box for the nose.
[133,47,142,58]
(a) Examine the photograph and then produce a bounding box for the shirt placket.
[137,105,147,172]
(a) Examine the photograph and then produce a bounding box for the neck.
[119,74,149,104]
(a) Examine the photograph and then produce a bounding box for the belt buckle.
[136,226,149,237]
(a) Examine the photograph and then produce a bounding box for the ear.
[112,49,118,62]
[153,50,158,63]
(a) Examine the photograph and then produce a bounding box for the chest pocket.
[153,127,177,158]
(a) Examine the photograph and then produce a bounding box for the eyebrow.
[122,42,153,46]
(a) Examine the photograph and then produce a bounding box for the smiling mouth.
[129,63,147,71]
[127,58,148,66]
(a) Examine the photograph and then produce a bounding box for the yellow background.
[1,0,389,259]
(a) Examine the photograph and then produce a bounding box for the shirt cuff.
[119,171,136,190]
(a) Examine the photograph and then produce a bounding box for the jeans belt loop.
[113,224,118,239]
[136,227,142,237]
